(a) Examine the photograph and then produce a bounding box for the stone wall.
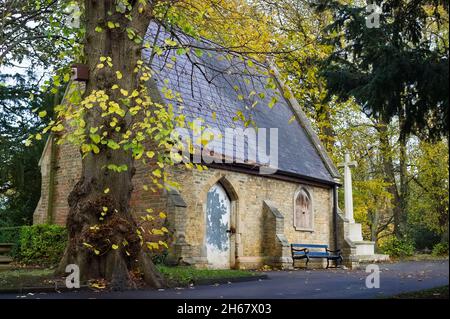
[33,137,82,225]
[34,142,335,270]
[168,166,334,269]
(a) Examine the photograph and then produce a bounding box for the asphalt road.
[1,260,448,299]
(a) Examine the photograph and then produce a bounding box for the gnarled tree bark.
[56,0,165,290]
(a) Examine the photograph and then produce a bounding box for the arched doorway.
[206,183,231,268]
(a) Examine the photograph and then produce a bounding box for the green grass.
[392,254,449,262]
[156,265,258,287]
[0,266,257,290]
[390,285,449,299]
[0,268,55,290]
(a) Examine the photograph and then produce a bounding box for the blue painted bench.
[291,244,343,269]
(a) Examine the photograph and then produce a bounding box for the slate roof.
[143,23,339,185]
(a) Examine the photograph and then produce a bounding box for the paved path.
[1,261,448,299]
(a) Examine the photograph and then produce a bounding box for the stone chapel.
[33,23,382,269]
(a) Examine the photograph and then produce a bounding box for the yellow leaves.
[90,281,106,289]
[140,73,151,82]
[35,134,42,141]
[51,123,64,132]
[111,244,119,250]
[83,242,100,256]
[159,212,167,219]
[268,97,278,108]
[152,169,162,178]
[164,38,178,47]
[97,63,105,69]
[107,21,120,29]
[107,139,120,150]
[288,115,296,124]
[116,71,123,79]
[104,188,110,194]
[120,89,129,97]
[90,134,101,144]
[112,84,119,90]
[38,110,47,118]
[159,241,168,249]
[91,144,100,154]
[146,242,159,250]
[81,144,92,153]
[151,229,164,235]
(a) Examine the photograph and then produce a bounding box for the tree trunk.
[56,0,164,290]
[377,118,403,238]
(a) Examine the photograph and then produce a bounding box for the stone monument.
[338,153,389,267]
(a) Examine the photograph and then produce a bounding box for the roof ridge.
[268,62,341,181]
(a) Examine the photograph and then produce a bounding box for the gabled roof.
[143,23,340,185]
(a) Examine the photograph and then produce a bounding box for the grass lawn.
[0,266,259,290]
[156,265,259,287]
[392,254,449,262]
[0,268,56,290]
[390,285,449,299]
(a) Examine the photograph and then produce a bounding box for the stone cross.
[338,153,357,223]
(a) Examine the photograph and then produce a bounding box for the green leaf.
[107,140,120,150]
[90,134,101,144]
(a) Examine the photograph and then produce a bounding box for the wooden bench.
[291,244,343,269]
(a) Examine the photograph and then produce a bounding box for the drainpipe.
[333,185,339,250]
[46,90,60,224]
[46,134,57,224]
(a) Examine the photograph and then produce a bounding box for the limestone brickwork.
[34,139,335,270]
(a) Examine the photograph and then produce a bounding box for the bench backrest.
[291,244,328,250]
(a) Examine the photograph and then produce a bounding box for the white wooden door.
[206,183,231,268]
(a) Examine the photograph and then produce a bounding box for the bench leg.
[305,257,309,269]
[326,259,330,269]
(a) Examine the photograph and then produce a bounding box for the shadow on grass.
[389,285,449,299]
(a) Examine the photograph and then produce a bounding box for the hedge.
[0,224,67,266]
[0,226,22,257]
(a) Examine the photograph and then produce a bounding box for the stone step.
[0,255,13,264]
[352,241,376,256]
[357,254,390,263]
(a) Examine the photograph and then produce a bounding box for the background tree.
[0,73,54,226]
[316,0,449,238]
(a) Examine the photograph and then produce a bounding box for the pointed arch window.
[294,187,314,231]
